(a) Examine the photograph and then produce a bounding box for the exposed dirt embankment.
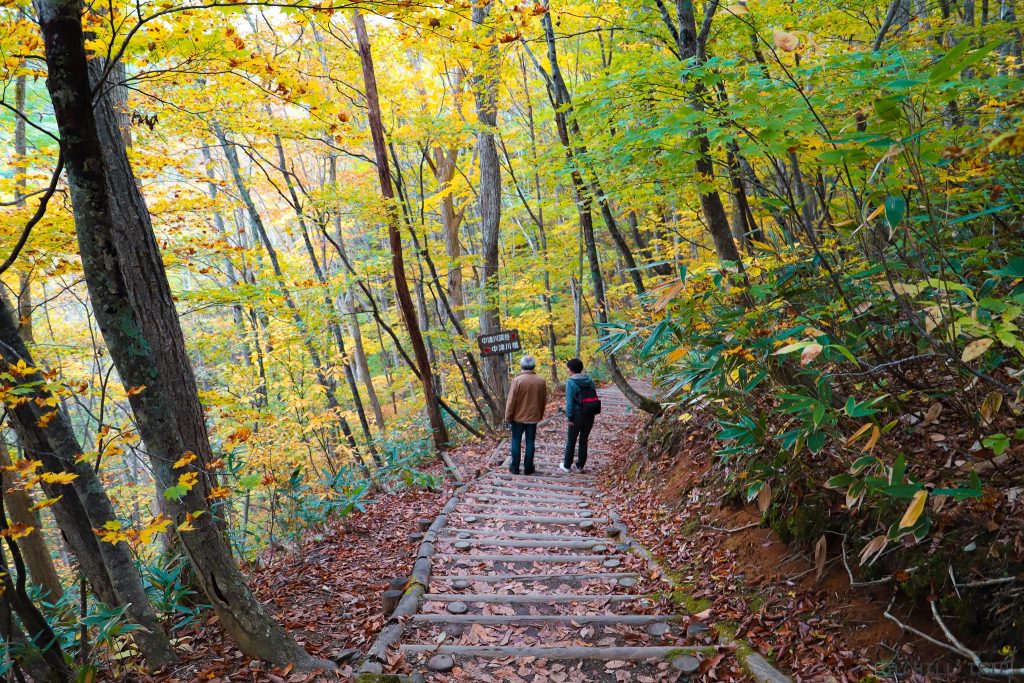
[596,404,983,682]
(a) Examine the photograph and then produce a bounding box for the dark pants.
[564,415,595,469]
[510,422,537,474]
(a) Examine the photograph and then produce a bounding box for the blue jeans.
[564,415,595,469]
[510,422,537,474]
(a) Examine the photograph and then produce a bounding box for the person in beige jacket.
[505,355,547,475]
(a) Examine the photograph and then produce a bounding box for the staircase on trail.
[364,382,731,682]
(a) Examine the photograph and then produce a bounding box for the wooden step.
[468,490,589,504]
[399,645,704,660]
[432,572,638,583]
[437,553,609,564]
[494,481,599,493]
[487,473,596,484]
[474,486,588,502]
[441,538,602,549]
[424,593,651,604]
[412,614,671,625]
[443,528,602,542]
[454,512,607,524]
[459,503,595,516]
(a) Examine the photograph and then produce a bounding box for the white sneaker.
[559,464,570,473]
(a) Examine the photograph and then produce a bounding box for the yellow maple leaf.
[5,459,41,475]
[208,486,231,500]
[126,384,147,396]
[177,471,199,489]
[0,523,35,539]
[173,451,197,469]
[40,471,78,485]
[7,359,35,377]
[30,496,63,512]
[36,411,57,429]
[139,514,172,545]
[177,512,204,533]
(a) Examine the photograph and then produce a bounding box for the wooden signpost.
[478,330,522,358]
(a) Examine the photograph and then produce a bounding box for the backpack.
[575,381,602,417]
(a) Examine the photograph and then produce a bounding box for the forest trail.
[362,384,788,682]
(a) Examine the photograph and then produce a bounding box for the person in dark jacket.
[562,358,596,472]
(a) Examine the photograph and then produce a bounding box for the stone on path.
[446,601,468,615]
[452,579,470,590]
[671,655,700,673]
[603,558,621,568]
[686,620,710,638]
[645,622,670,637]
[618,577,638,588]
[463,515,478,523]
[580,520,595,531]
[453,540,471,551]
[427,654,455,672]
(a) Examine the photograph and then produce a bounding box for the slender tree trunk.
[471,1,510,419]
[37,2,322,668]
[342,290,385,429]
[14,74,35,344]
[353,11,449,450]
[0,440,63,601]
[0,531,69,681]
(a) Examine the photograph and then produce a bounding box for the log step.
[437,553,609,564]
[487,473,596,484]
[459,503,595,516]
[412,614,672,625]
[432,572,638,583]
[468,491,589,504]
[474,487,588,502]
[492,481,599,493]
[452,513,608,524]
[399,645,705,660]
[441,538,602,549]
[443,528,603,541]
[424,593,651,603]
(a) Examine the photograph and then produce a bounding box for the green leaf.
[982,433,1010,455]
[825,473,854,489]
[929,40,999,83]
[163,484,189,502]
[891,453,906,485]
[991,256,1024,278]
[850,455,880,474]
[884,195,906,228]
[238,473,262,490]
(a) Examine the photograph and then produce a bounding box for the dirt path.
[358,384,788,682]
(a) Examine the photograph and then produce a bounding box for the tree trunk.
[36,1,322,668]
[471,1,510,419]
[0,440,63,601]
[0,294,175,668]
[0,535,69,681]
[353,11,449,451]
[14,75,35,344]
